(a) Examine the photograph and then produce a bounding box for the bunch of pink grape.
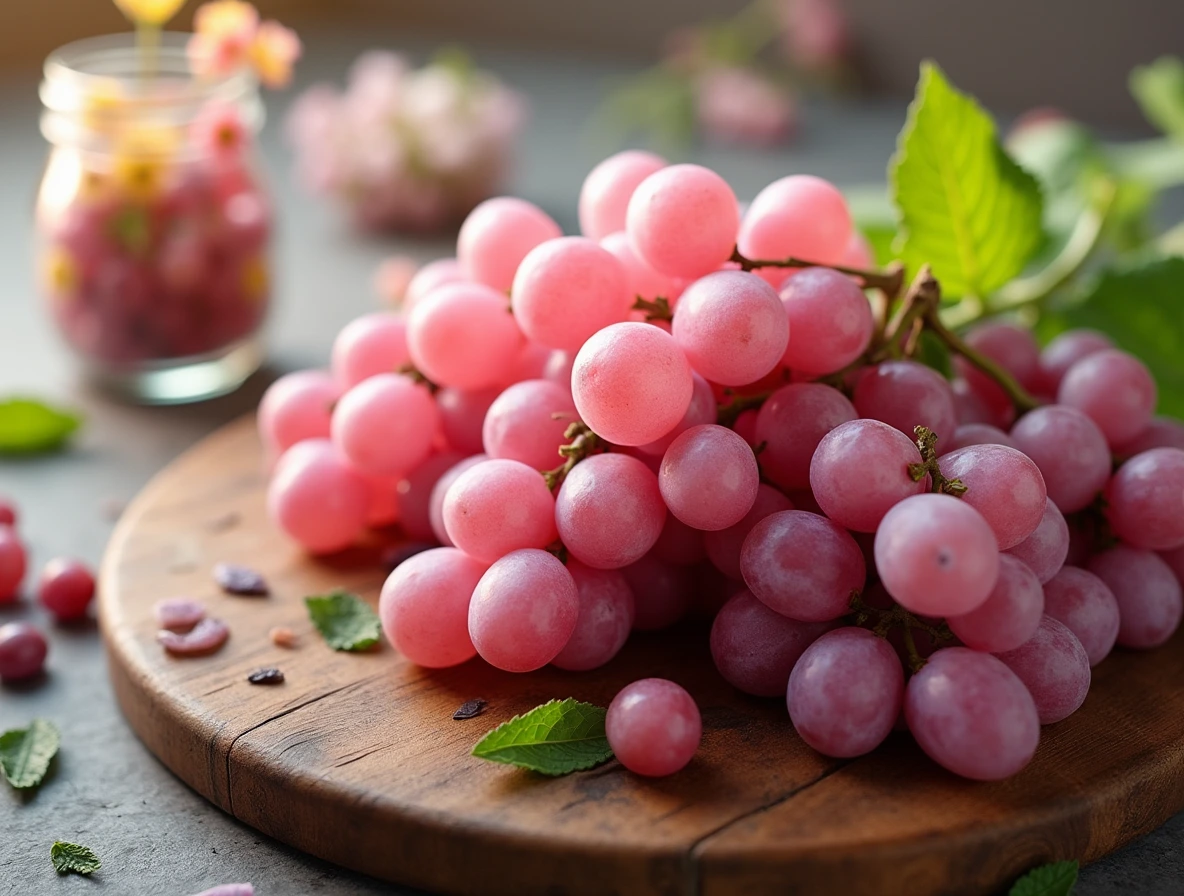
[258,150,1184,781]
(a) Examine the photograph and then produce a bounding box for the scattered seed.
[247,668,284,685]
[453,698,487,720]
[269,626,297,648]
[154,598,207,633]
[213,563,268,596]
[381,541,437,572]
[158,617,229,656]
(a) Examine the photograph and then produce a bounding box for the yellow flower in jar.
[112,0,188,26]
[240,255,269,302]
[112,126,180,201]
[43,247,79,300]
[82,78,126,134]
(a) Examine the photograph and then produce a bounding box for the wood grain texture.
[99,415,1184,896]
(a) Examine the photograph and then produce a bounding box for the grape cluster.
[259,151,1184,780]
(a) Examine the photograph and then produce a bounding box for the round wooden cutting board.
[100,415,1184,896]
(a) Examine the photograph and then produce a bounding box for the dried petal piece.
[158,617,229,656]
[453,698,487,720]
[154,598,207,633]
[213,563,269,596]
[269,626,297,648]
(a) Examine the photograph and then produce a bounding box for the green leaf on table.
[1130,57,1184,141]
[1009,859,1078,896]
[0,719,60,790]
[51,841,101,876]
[890,61,1044,299]
[472,698,614,776]
[0,397,81,456]
[305,591,381,652]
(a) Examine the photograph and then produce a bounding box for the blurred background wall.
[5,0,1182,129]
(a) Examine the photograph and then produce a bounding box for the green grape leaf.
[1130,57,1184,141]
[1009,859,1079,896]
[304,591,381,652]
[890,61,1044,299]
[0,719,61,790]
[914,329,953,380]
[51,841,102,876]
[472,698,614,776]
[0,397,82,455]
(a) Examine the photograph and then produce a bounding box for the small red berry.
[0,622,48,680]
[38,558,96,622]
[0,528,27,602]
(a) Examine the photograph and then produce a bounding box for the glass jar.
[37,34,272,403]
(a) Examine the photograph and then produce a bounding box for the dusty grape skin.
[1057,348,1157,447]
[787,627,904,758]
[710,591,831,697]
[740,510,865,622]
[331,373,440,479]
[951,376,1011,429]
[852,360,958,453]
[621,554,692,630]
[442,459,558,563]
[659,425,760,531]
[457,197,562,292]
[551,561,636,671]
[809,419,928,533]
[954,322,1041,422]
[403,257,465,311]
[778,267,874,374]
[0,621,48,680]
[637,372,717,457]
[874,494,1000,618]
[651,515,708,566]
[468,549,579,673]
[379,547,485,668]
[1087,546,1184,649]
[428,455,486,546]
[579,150,667,241]
[947,554,1044,653]
[944,423,1018,454]
[330,312,410,389]
[1114,417,1184,459]
[395,451,464,541]
[754,383,857,491]
[704,484,794,580]
[268,440,370,554]
[436,386,501,456]
[905,647,1040,781]
[1162,545,1184,589]
[937,444,1047,550]
[482,379,578,472]
[1042,566,1121,666]
[0,527,28,602]
[556,453,666,570]
[606,678,702,777]
[996,615,1092,725]
[257,369,341,456]
[1105,448,1184,551]
[1036,328,1112,394]
[1005,498,1070,584]
[1008,405,1111,514]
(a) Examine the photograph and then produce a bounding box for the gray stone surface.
[0,28,1180,896]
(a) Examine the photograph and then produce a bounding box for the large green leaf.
[890,62,1044,299]
[1130,57,1184,141]
[472,698,613,776]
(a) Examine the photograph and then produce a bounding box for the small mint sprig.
[51,841,101,876]
[1009,860,1079,896]
[472,698,614,776]
[0,719,61,791]
[305,591,381,652]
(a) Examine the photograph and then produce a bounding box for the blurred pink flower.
[694,66,796,146]
[188,0,258,79]
[779,0,852,73]
[191,101,247,161]
[251,20,302,89]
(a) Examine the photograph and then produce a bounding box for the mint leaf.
[890,61,1044,299]
[1009,859,1078,896]
[0,719,61,790]
[305,591,381,651]
[472,698,613,776]
[51,841,101,876]
[1131,57,1184,141]
[0,397,81,455]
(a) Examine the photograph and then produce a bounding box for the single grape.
[943,423,1017,454]
[1005,497,1070,584]
[995,616,1091,725]
[0,621,48,680]
[704,484,794,580]
[1105,448,1184,550]
[946,554,1043,653]
[606,678,702,776]
[395,451,464,541]
[504,340,554,386]
[457,197,562,292]
[0,495,16,527]
[809,419,928,532]
[600,231,683,305]
[1163,546,1184,589]
[951,376,1008,428]
[330,312,410,388]
[37,558,96,622]
[1036,328,1112,394]
[779,267,874,374]
[428,455,486,546]
[754,383,856,490]
[875,493,1000,617]
[407,281,524,390]
[1087,545,1183,649]
[551,561,635,671]
[442,459,558,563]
[905,647,1040,781]
[403,257,466,311]
[579,149,667,240]
[841,231,874,268]
[1009,406,1111,513]
[542,349,576,396]
[331,373,439,478]
[379,547,485,668]
[732,409,760,448]
[0,527,28,602]
[660,425,759,531]
[268,440,370,554]
[1114,417,1184,459]
[710,590,831,696]
[468,549,579,672]
[853,360,958,452]
[1058,349,1156,447]
[954,322,1041,422]
[556,453,666,568]
[740,510,865,621]
[436,386,501,456]
[1042,566,1121,666]
[651,515,707,566]
[621,553,692,630]
[937,444,1047,550]
[787,627,904,758]
[257,369,340,455]
[736,176,853,286]
[483,379,578,472]
[636,372,716,457]
[361,472,401,529]
[572,322,693,446]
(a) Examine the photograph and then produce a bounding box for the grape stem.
[729,246,905,297]
[907,425,968,496]
[848,592,955,674]
[542,421,604,491]
[716,389,776,428]
[396,363,441,395]
[631,295,674,322]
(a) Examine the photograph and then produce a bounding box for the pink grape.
[1005,498,1070,584]
[946,554,1043,653]
[606,678,701,776]
[778,267,874,373]
[407,281,524,390]
[636,372,716,457]
[937,444,1047,550]
[809,419,928,532]
[542,349,576,395]
[37,558,96,622]
[1105,448,1184,550]
[996,616,1091,724]
[330,312,410,388]
[955,322,1041,421]
[754,383,856,490]
[556,453,666,568]
[0,527,27,601]
[551,560,635,671]
[659,424,759,530]
[951,376,1007,428]
[905,647,1040,780]
[361,472,401,528]
[704,484,794,580]
[457,197,562,292]
[395,451,464,541]
[788,627,904,758]
[0,496,15,527]
[0,622,48,680]
[468,549,578,672]
[403,257,465,310]
[651,515,707,566]
[875,493,1000,617]
[572,322,693,446]
[1088,545,1183,649]
[737,176,853,286]
[671,271,788,386]
[853,360,958,451]
[257,369,340,455]
[732,408,759,447]
[436,386,500,456]
[331,373,439,478]
[379,547,485,668]
[504,340,554,385]
[622,554,692,630]
[1042,566,1121,666]
[428,455,486,545]
[442,459,557,563]
[579,149,666,240]
[1009,406,1111,513]
[600,231,682,304]
[842,231,874,267]
[626,164,740,278]
[944,423,1017,453]
[1163,546,1184,589]
[710,590,831,696]
[1037,328,1112,394]
[1115,416,1184,459]
[268,439,369,553]
[483,379,578,472]
[740,510,865,621]
[1058,349,1156,447]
